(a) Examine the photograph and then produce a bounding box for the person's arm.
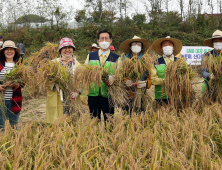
[0,85,5,91]
[84,54,90,65]
[145,68,152,89]
[201,54,211,80]
[151,65,164,86]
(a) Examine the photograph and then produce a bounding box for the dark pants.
[122,99,133,115]
[88,96,114,121]
[0,100,20,129]
[155,99,169,105]
[123,99,145,116]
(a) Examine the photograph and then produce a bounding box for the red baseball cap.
[109,45,115,51]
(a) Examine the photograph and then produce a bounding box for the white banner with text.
[181,46,213,65]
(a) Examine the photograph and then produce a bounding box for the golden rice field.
[1,82,222,169]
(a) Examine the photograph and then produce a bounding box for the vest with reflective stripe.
[88,51,119,98]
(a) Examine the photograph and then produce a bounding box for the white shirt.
[0,62,15,100]
[101,50,109,56]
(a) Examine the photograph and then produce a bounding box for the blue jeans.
[0,100,20,129]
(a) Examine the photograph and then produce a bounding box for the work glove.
[136,81,147,89]
[125,80,133,87]
[50,83,60,92]
[106,75,114,86]
[50,83,63,102]
[70,92,79,100]
[78,88,83,94]
[210,73,214,79]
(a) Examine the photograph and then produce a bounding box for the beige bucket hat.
[151,36,182,56]
[88,43,100,51]
[120,35,152,54]
[0,40,20,54]
[203,30,222,47]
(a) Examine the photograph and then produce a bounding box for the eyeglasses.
[99,37,110,41]
[131,42,142,46]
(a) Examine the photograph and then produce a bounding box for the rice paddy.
[1,44,222,169]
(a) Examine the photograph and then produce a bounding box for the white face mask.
[213,42,222,51]
[131,45,142,54]
[163,46,173,56]
[0,41,3,46]
[99,41,110,50]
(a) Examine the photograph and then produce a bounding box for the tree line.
[0,0,221,62]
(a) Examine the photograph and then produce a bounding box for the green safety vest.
[88,51,119,98]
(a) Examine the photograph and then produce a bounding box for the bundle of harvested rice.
[73,64,102,90]
[164,58,196,109]
[103,53,153,111]
[30,42,59,71]
[38,60,72,92]
[38,60,84,114]
[3,60,37,88]
[202,52,222,103]
[102,68,129,108]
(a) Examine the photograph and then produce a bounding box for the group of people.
[0,28,221,128]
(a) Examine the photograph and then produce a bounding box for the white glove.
[50,83,63,102]
[136,81,147,89]
[107,75,114,86]
[125,80,133,87]
[70,92,79,100]
[78,88,83,94]
[59,89,63,102]
[50,83,56,91]
[210,73,214,79]
[50,83,60,92]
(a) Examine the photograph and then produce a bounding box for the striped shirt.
[0,62,15,100]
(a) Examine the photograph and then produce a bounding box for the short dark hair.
[0,48,20,65]
[97,29,112,40]
[0,35,4,40]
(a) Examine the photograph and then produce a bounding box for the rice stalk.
[202,52,222,103]
[164,58,196,109]
[73,64,102,90]
[30,42,59,71]
[108,52,153,112]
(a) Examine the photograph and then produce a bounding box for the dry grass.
[73,64,102,90]
[108,53,154,111]
[202,52,222,103]
[30,42,59,71]
[164,58,197,109]
[1,43,222,169]
[1,105,222,169]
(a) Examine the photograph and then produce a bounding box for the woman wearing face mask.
[46,38,81,124]
[0,40,23,129]
[119,35,152,114]
[151,36,183,105]
[201,30,222,92]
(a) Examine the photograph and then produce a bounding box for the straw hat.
[151,36,182,56]
[120,35,152,54]
[0,40,20,54]
[203,30,222,47]
[88,43,100,51]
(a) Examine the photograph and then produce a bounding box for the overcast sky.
[64,0,221,16]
